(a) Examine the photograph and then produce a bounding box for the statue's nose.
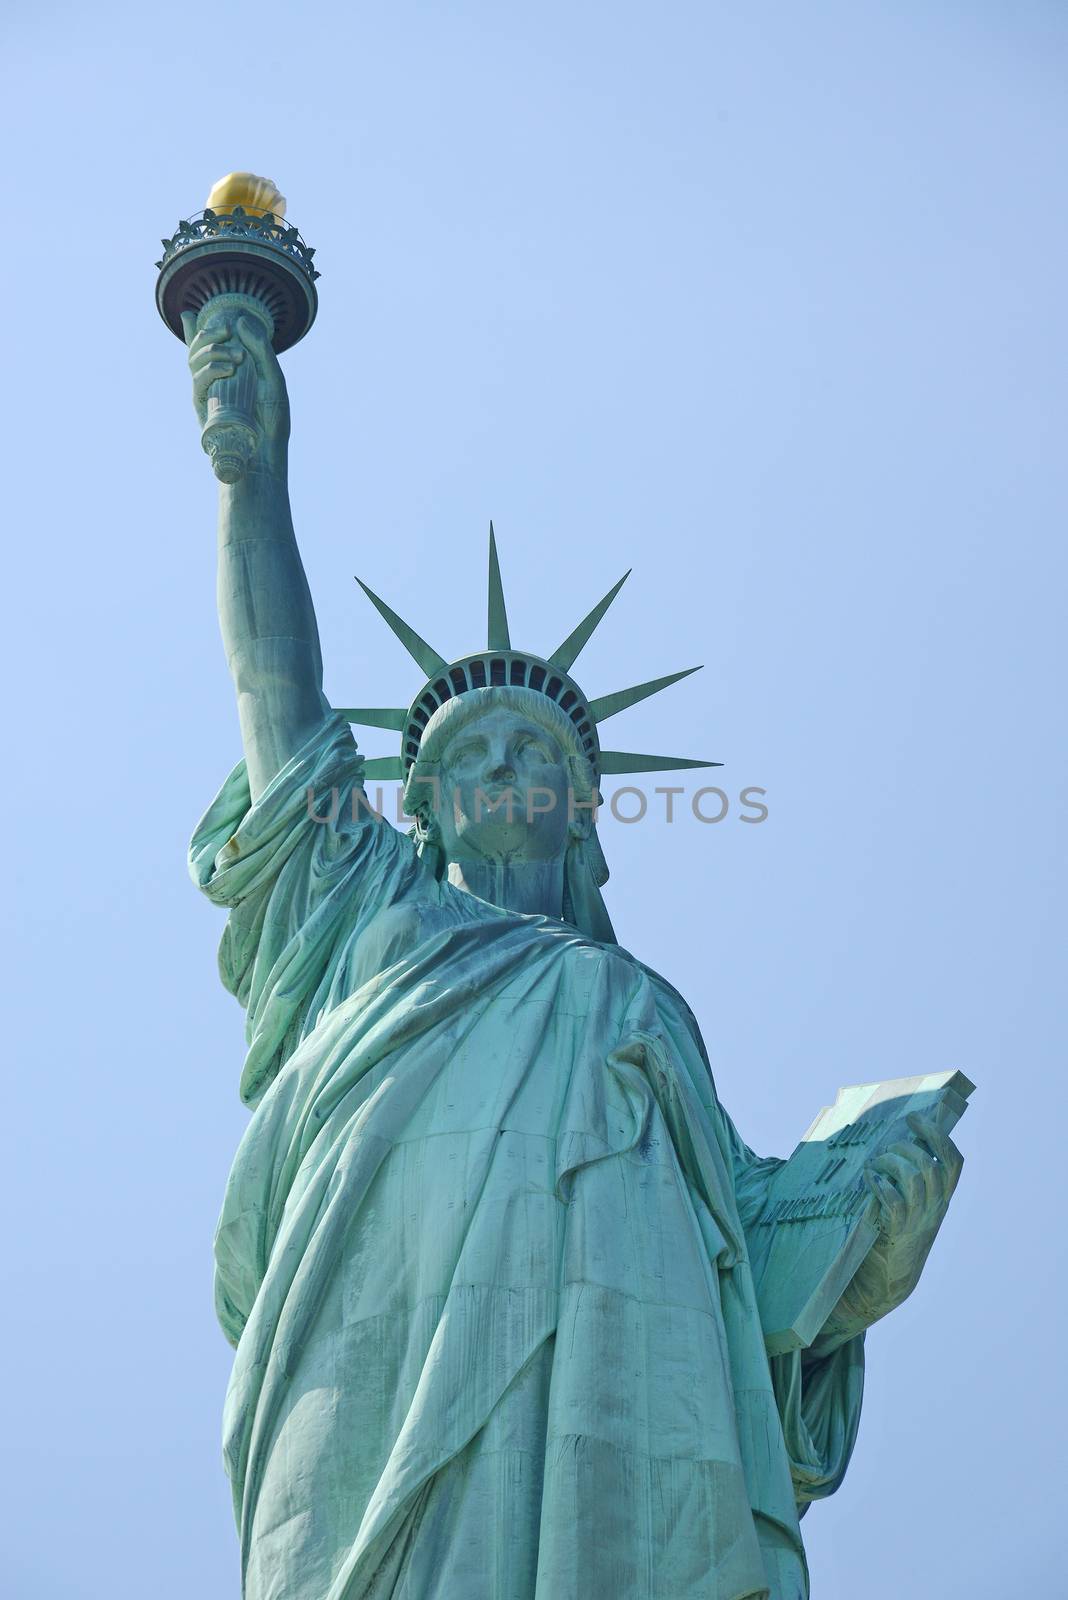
[485,755,515,783]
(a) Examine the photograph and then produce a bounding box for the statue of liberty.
[177,180,965,1600]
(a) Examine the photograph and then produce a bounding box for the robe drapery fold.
[191,714,864,1600]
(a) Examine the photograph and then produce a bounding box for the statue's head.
[401,685,614,938]
[341,527,718,941]
[402,686,596,867]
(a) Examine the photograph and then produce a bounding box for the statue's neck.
[445,855,566,920]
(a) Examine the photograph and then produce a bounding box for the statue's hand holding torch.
[183,310,290,479]
[156,171,318,484]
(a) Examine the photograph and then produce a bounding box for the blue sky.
[2,3,1064,1594]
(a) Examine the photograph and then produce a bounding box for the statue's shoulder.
[627,956,711,1059]
[349,880,474,976]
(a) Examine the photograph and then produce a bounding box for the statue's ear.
[403,761,443,840]
[413,806,441,847]
[408,804,446,881]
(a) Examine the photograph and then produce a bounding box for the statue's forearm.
[217,457,327,799]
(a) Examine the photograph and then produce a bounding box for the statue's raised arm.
[182,308,326,800]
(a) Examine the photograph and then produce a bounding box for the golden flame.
[205,172,287,219]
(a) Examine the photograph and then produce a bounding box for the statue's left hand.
[857,1116,964,1319]
[814,1116,963,1350]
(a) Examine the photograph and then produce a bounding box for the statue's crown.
[340,527,719,781]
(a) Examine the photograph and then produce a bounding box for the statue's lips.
[469,784,536,812]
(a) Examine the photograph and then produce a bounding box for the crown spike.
[588,666,703,725]
[361,755,406,779]
[487,521,511,650]
[549,570,631,672]
[336,707,409,731]
[598,751,722,774]
[354,578,447,678]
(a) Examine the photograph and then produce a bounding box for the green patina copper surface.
[169,207,968,1600]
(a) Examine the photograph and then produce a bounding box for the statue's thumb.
[180,310,198,346]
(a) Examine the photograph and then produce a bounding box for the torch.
[156,173,319,482]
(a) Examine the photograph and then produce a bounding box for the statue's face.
[434,705,573,864]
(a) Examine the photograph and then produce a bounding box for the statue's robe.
[191,715,864,1600]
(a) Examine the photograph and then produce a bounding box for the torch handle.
[196,294,276,484]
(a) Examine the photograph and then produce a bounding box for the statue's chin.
[446,815,567,866]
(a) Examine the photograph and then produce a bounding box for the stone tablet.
[751,1070,975,1356]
